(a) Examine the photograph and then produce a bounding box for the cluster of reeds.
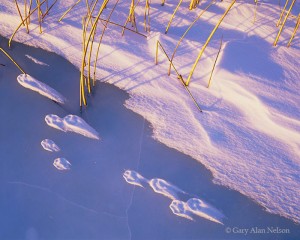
[273,0,298,47]
[10,0,58,47]
[63,0,147,108]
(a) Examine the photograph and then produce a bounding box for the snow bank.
[53,158,71,171]
[2,0,300,223]
[17,74,65,104]
[41,139,60,152]
[45,114,100,140]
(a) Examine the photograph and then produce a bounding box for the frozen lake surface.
[0,38,300,239]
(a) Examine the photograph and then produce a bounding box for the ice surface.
[45,114,99,140]
[17,74,65,104]
[41,139,60,152]
[53,158,71,170]
[123,170,147,188]
[25,54,49,66]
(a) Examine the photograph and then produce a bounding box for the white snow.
[186,198,224,225]
[45,114,100,140]
[41,139,60,152]
[169,200,194,221]
[17,74,65,104]
[1,0,300,223]
[149,178,185,200]
[25,55,49,66]
[123,170,148,188]
[123,170,224,223]
[53,158,71,171]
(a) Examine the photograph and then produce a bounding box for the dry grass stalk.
[42,0,58,20]
[155,40,203,112]
[287,13,300,47]
[37,0,43,33]
[97,18,147,37]
[207,35,223,88]
[168,0,216,76]
[186,0,236,86]
[253,0,258,23]
[273,0,296,46]
[0,48,26,74]
[144,0,150,32]
[93,0,120,85]
[165,0,183,34]
[276,0,289,27]
[122,0,141,35]
[59,0,82,22]
[79,0,109,107]
[189,0,200,10]
[14,0,26,26]
[24,0,30,33]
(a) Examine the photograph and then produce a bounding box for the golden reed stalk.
[186,0,236,86]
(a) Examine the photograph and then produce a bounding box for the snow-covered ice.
[45,114,100,140]
[17,74,65,104]
[41,139,60,152]
[53,158,71,171]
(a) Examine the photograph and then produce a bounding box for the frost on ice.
[41,139,60,152]
[17,74,65,104]
[45,114,100,140]
[25,54,49,66]
[53,158,71,170]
